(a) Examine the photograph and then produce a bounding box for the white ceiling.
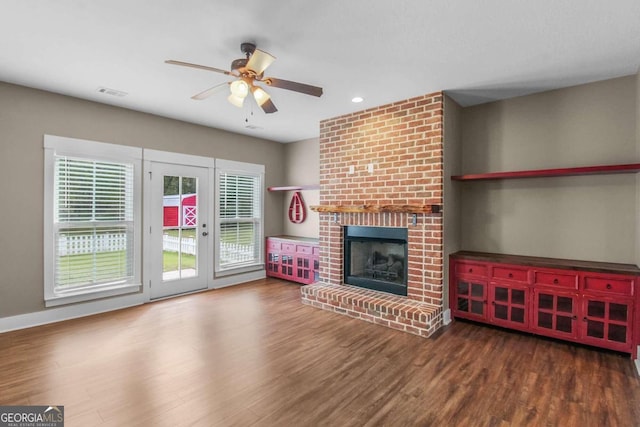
[1,1,639,143]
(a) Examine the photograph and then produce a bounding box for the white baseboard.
[443,308,452,325]
[211,270,265,289]
[0,292,145,333]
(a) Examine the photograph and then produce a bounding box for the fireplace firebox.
[343,226,408,296]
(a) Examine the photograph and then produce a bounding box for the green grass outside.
[58,250,196,287]
[57,251,128,288]
[162,250,196,272]
[162,229,197,272]
[58,225,254,287]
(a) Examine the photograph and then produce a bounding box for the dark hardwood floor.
[1,278,639,426]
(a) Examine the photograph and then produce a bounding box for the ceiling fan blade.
[260,98,278,114]
[191,82,230,100]
[165,60,232,76]
[263,77,323,97]
[246,49,276,76]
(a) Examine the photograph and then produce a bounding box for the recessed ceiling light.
[351,96,364,103]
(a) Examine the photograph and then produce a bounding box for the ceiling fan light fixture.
[251,86,271,106]
[227,93,245,108]
[167,42,323,114]
[230,79,249,98]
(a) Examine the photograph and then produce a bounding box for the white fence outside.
[219,242,255,265]
[58,233,255,263]
[163,236,255,262]
[162,234,197,255]
[57,233,128,256]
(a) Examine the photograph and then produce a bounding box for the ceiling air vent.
[97,87,128,97]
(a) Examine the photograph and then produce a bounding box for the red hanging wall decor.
[288,191,307,224]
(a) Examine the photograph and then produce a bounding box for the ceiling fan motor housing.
[231,43,257,74]
[231,58,248,72]
[240,42,256,56]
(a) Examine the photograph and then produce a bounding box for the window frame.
[44,135,143,307]
[214,158,265,276]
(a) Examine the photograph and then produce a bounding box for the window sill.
[45,283,141,307]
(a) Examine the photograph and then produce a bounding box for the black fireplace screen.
[344,226,408,296]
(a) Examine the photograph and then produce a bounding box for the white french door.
[149,161,210,299]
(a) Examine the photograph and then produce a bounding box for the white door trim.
[142,150,215,302]
[144,149,216,168]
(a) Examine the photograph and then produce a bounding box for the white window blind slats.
[219,172,261,220]
[53,156,135,291]
[217,171,262,270]
[55,157,134,223]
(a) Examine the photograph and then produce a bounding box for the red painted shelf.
[268,185,320,192]
[451,163,640,181]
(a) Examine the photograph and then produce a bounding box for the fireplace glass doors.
[344,226,408,296]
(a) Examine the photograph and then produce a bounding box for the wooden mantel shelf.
[451,162,640,181]
[310,204,441,214]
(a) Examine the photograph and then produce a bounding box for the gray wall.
[282,138,320,238]
[458,76,638,263]
[443,95,463,310]
[0,82,286,318]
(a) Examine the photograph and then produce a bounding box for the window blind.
[54,156,135,291]
[218,172,261,269]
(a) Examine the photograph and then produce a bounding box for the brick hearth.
[302,92,445,337]
[301,282,441,337]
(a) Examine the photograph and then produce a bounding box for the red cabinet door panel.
[453,278,487,320]
[531,289,578,340]
[489,283,529,330]
[580,296,633,351]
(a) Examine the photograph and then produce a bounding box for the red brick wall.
[318,92,444,306]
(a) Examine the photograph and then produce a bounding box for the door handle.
[202,232,209,236]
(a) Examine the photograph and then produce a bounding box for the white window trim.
[44,135,143,307]
[214,158,265,276]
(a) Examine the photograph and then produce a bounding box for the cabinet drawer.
[267,239,281,250]
[296,244,313,255]
[534,271,578,290]
[492,266,529,283]
[583,276,633,296]
[281,243,296,252]
[455,262,487,277]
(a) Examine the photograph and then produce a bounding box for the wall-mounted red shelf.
[451,163,640,181]
[267,185,320,192]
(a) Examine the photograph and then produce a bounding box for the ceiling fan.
[166,42,323,114]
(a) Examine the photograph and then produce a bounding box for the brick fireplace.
[301,92,445,337]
